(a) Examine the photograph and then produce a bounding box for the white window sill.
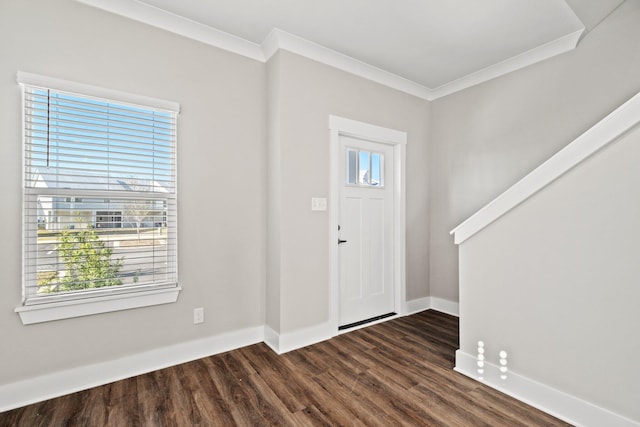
[15,286,182,325]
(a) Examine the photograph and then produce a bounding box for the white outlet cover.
[311,197,327,211]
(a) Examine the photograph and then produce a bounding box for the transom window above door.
[346,148,384,187]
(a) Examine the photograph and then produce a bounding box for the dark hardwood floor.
[0,311,572,426]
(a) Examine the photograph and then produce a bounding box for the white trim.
[0,325,264,413]
[261,28,281,63]
[429,297,460,317]
[74,1,584,101]
[394,130,408,320]
[268,321,334,355]
[265,29,433,100]
[15,286,182,325]
[75,0,264,62]
[17,71,180,113]
[403,297,431,315]
[455,350,640,427]
[429,29,584,99]
[451,91,640,244]
[403,296,460,317]
[269,28,583,101]
[269,299,460,355]
[329,124,340,332]
[329,116,407,145]
[263,324,280,354]
[5,305,476,410]
[328,116,407,335]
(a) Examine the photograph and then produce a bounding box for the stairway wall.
[458,122,640,422]
[429,0,640,303]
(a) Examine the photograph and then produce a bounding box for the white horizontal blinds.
[24,87,175,191]
[22,82,177,302]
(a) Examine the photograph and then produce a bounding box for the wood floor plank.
[188,359,237,426]
[0,311,573,427]
[201,353,270,426]
[167,364,206,426]
[242,371,295,426]
[238,344,308,413]
[136,369,175,427]
[332,371,447,426]
[287,368,370,426]
[350,346,421,390]
[104,378,140,426]
[72,383,109,426]
[312,370,394,427]
[291,404,335,427]
[408,380,511,427]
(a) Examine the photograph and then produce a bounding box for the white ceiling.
[79,0,624,99]
[138,0,584,89]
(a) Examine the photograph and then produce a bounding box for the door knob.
[338,239,347,244]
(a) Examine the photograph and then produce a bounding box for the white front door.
[338,135,395,327]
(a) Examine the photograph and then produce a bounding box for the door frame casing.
[328,115,407,333]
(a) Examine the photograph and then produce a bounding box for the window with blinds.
[19,74,178,308]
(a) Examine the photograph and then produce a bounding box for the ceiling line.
[430,28,584,100]
[574,0,626,41]
[75,0,584,101]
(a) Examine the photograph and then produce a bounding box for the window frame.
[15,72,181,325]
[345,147,385,188]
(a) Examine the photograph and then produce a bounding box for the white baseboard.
[1,300,462,412]
[267,321,333,354]
[0,325,264,413]
[429,297,459,317]
[404,296,459,317]
[263,324,280,353]
[404,296,431,314]
[268,297,459,355]
[455,350,639,427]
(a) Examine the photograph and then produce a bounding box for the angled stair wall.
[451,93,640,427]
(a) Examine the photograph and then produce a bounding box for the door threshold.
[338,312,397,331]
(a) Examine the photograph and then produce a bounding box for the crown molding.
[76,0,264,61]
[263,29,434,100]
[76,0,585,101]
[429,28,584,99]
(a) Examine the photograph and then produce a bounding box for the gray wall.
[3,0,638,414]
[0,0,266,384]
[433,0,640,421]
[268,51,430,333]
[459,123,640,421]
[430,0,640,302]
[0,0,430,388]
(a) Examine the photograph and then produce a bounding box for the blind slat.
[22,81,178,302]
[26,123,175,149]
[26,93,175,118]
[25,113,175,138]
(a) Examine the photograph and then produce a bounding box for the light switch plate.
[311,197,327,211]
[193,307,204,324]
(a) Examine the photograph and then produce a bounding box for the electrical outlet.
[311,197,327,211]
[193,307,204,324]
